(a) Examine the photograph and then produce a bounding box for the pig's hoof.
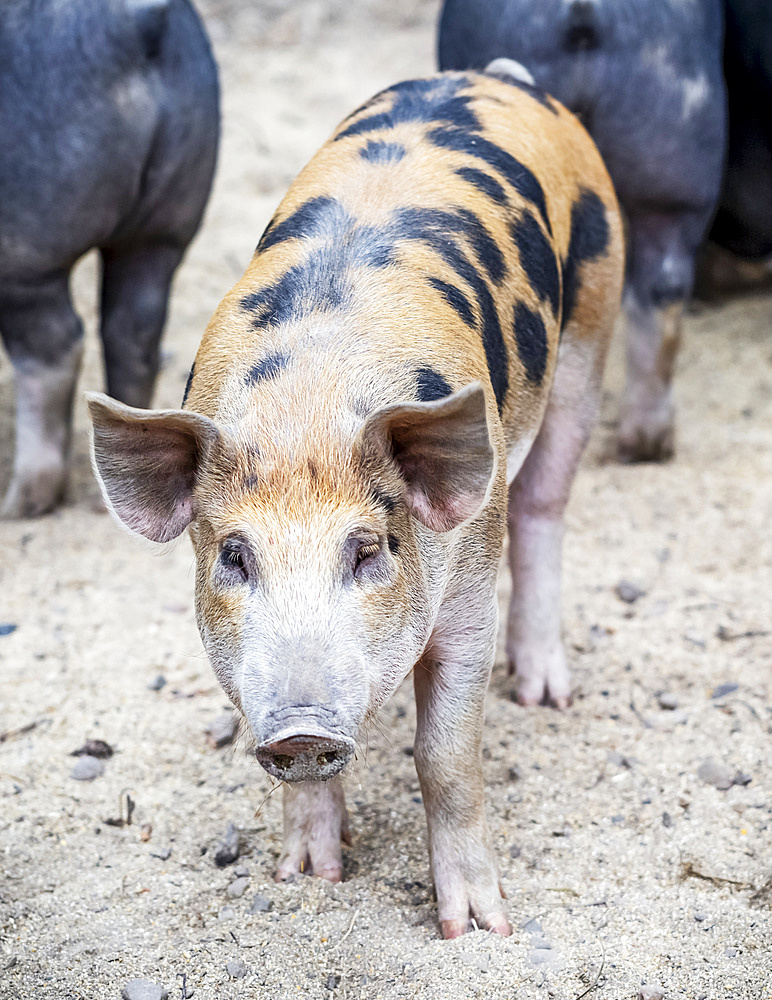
[617,411,675,463]
[509,644,570,709]
[440,911,512,939]
[275,858,342,883]
[0,467,66,519]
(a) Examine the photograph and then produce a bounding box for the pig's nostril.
[273,754,295,770]
[317,751,337,767]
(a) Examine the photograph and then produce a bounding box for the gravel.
[121,980,168,1000]
[69,755,105,781]
[213,822,240,866]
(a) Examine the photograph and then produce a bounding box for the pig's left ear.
[359,381,496,532]
[86,392,221,543]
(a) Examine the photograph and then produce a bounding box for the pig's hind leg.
[275,778,351,884]
[99,243,185,409]
[618,210,707,462]
[507,316,617,708]
[0,275,83,518]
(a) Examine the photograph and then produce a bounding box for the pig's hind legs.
[0,275,83,518]
[618,210,706,462]
[507,334,611,708]
[99,242,184,408]
[414,598,511,939]
[275,778,351,883]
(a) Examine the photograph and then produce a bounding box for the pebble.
[121,980,168,1000]
[531,937,552,950]
[147,675,167,691]
[521,918,543,934]
[694,912,707,922]
[615,580,645,604]
[70,755,105,781]
[233,865,250,878]
[219,905,236,921]
[528,949,553,965]
[205,712,238,749]
[509,844,521,859]
[0,624,18,637]
[150,847,172,861]
[712,682,739,699]
[657,692,679,711]
[225,959,248,979]
[637,988,665,1000]
[226,876,249,899]
[249,893,274,913]
[724,947,737,957]
[697,759,737,791]
[662,812,674,828]
[324,973,341,990]
[71,739,113,759]
[214,823,240,866]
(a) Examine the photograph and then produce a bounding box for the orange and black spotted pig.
[88,68,623,938]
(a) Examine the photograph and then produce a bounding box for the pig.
[710,0,772,259]
[0,0,219,518]
[88,69,623,937]
[439,0,727,461]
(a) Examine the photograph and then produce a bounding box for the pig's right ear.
[86,392,221,543]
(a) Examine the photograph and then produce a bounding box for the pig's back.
[190,72,621,454]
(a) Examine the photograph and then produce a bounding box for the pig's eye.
[219,538,249,584]
[354,540,381,577]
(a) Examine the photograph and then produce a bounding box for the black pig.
[0,0,219,517]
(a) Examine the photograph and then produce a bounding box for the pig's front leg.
[413,609,510,939]
[275,778,350,883]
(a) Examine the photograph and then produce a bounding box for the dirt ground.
[1,2,771,998]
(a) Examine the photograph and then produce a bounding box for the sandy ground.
[1,2,771,998]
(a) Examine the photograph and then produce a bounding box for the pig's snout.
[256,726,354,782]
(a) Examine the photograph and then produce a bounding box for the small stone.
[611,814,624,825]
[694,912,707,922]
[637,987,665,1000]
[214,823,240,866]
[205,712,238,749]
[150,847,172,861]
[249,893,274,913]
[606,751,625,766]
[662,812,674,828]
[233,865,249,878]
[508,765,523,781]
[521,918,543,934]
[529,949,553,965]
[711,682,739,699]
[324,973,341,990]
[615,580,644,604]
[724,947,737,957]
[733,772,752,786]
[227,876,249,899]
[218,906,236,922]
[147,675,166,691]
[0,624,18,637]
[70,755,105,781]
[698,759,736,791]
[71,738,114,759]
[531,937,552,950]
[225,959,248,979]
[121,980,168,1000]
[509,844,521,859]
[657,692,679,711]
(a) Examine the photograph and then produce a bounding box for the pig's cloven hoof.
[508,643,570,710]
[440,912,512,939]
[617,409,675,463]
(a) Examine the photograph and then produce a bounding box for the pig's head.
[87,383,495,782]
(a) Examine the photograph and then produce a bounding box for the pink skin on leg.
[507,339,610,709]
[275,778,350,883]
[414,602,512,939]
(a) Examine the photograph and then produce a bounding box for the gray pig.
[89,71,623,936]
[0,0,219,517]
[439,0,727,461]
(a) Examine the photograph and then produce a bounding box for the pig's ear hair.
[359,381,496,533]
[86,392,220,543]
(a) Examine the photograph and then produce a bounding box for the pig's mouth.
[255,726,355,782]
